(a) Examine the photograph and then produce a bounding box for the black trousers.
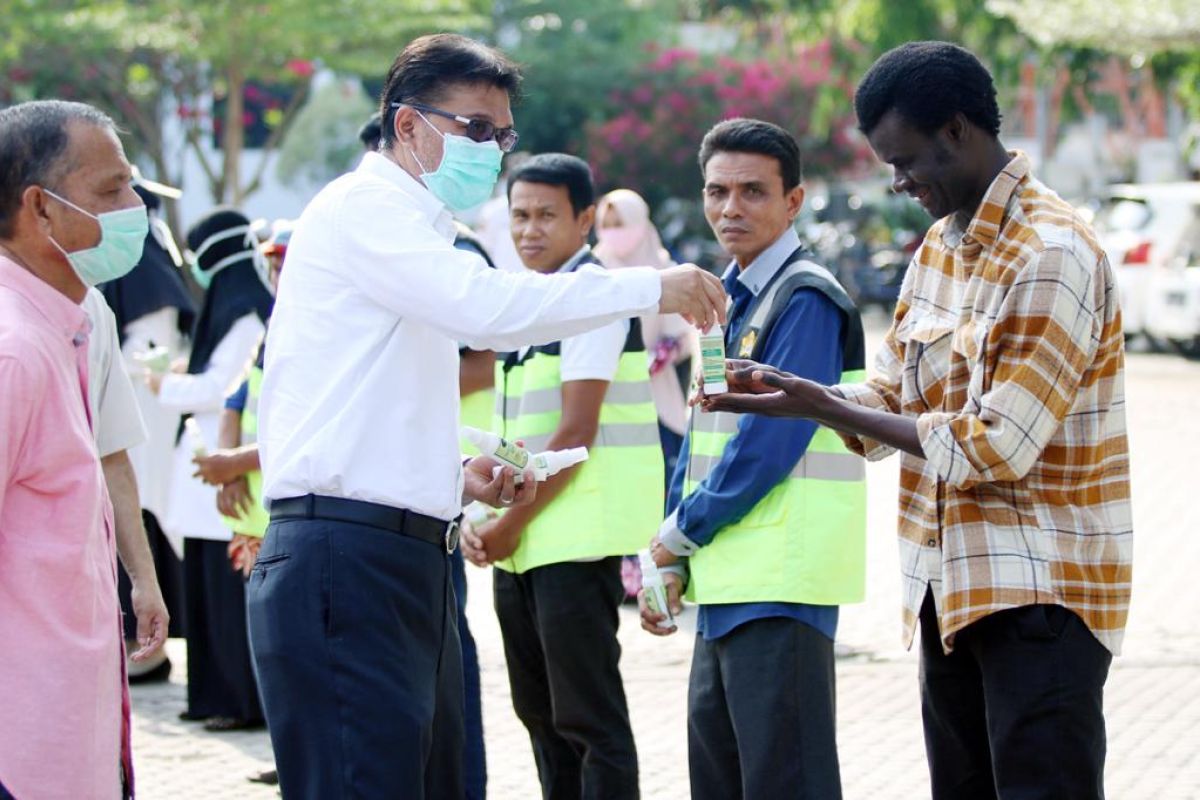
[918,590,1112,800]
[493,557,639,800]
[688,616,841,800]
[182,538,262,721]
[118,511,185,640]
[247,517,464,800]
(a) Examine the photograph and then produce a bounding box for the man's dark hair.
[698,118,802,192]
[379,34,521,148]
[0,100,114,238]
[507,153,595,216]
[359,112,382,152]
[854,41,1001,137]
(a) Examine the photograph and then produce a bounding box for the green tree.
[1,0,489,206]
[495,0,673,155]
[275,79,375,189]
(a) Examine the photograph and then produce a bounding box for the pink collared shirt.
[0,256,129,799]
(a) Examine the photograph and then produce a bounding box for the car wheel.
[1169,337,1200,359]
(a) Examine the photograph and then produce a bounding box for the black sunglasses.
[392,101,520,153]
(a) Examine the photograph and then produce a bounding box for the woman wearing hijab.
[150,207,273,731]
[594,189,696,465]
[594,189,698,598]
[99,180,196,682]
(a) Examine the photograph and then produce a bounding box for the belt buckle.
[444,519,460,555]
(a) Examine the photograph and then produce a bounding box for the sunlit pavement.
[130,314,1200,798]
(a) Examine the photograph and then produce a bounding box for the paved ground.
[130,315,1200,798]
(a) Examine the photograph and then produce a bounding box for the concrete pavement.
[128,316,1200,798]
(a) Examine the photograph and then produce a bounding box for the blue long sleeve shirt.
[665,229,846,641]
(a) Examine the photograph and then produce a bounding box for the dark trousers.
[182,538,262,721]
[918,590,1112,800]
[493,557,639,800]
[119,511,184,640]
[247,517,464,800]
[688,616,841,800]
[450,547,487,799]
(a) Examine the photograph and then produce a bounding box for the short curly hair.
[854,41,1001,138]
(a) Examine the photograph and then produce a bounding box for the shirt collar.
[357,152,457,242]
[554,245,593,274]
[721,227,802,297]
[0,255,89,341]
[942,151,1030,250]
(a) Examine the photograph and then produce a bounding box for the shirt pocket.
[895,308,956,412]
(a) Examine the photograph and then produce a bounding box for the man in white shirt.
[462,153,662,799]
[250,34,726,799]
[82,289,170,674]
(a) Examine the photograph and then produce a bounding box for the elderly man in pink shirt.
[0,100,153,799]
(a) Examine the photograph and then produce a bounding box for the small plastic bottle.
[133,345,171,374]
[462,501,497,528]
[528,447,589,480]
[699,324,728,395]
[639,549,677,630]
[462,426,532,472]
[184,417,207,458]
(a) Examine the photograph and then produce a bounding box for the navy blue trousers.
[450,547,487,799]
[248,517,464,799]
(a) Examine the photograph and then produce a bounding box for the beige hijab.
[594,189,695,435]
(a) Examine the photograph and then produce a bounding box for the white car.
[1143,211,1200,354]
[1092,183,1200,340]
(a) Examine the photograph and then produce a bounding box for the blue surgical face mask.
[411,112,503,212]
[44,189,147,286]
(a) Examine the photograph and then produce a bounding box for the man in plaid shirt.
[707,42,1131,799]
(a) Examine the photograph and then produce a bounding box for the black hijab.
[99,185,197,343]
[184,207,274,376]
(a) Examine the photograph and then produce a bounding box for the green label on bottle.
[494,438,530,469]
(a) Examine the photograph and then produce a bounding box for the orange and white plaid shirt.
[834,152,1132,655]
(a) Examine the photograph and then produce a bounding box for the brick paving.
[129,316,1200,798]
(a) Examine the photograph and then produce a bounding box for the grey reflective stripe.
[790,450,864,481]
[748,260,843,333]
[502,380,651,418]
[690,448,863,483]
[520,422,660,454]
[691,409,741,436]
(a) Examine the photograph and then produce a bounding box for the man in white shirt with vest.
[250,34,726,799]
[461,154,662,799]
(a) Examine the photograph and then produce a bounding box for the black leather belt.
[269,494,460,554]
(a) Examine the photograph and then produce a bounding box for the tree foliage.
[495,0,673,155]
[1,0,489,207]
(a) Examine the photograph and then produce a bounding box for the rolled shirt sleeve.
[917,246,1099,490]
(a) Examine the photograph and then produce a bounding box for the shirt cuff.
[830,381,897,461]
[658,509,699,556]
[917,410,973,486]
[659,561,689,590]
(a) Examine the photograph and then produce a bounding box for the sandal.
[203,716,264,732]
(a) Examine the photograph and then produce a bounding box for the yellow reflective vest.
[684,258,867,606]
[492,271,664,574]
[221,364,270,538]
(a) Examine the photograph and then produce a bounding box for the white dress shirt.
[82,289,148,459]
[259,152,663,520]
